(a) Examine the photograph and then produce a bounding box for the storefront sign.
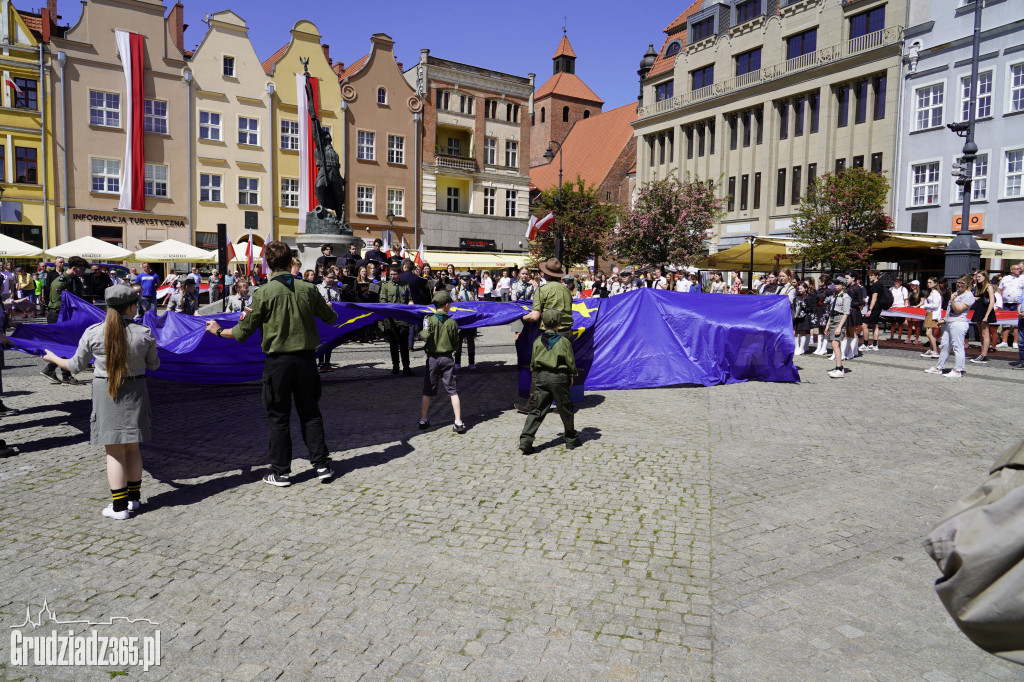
[952,213,983,231]
[72,212,187,228]
[459,238,496,251]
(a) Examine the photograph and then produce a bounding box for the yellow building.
[261,20,341,246]
[0,0,57,249]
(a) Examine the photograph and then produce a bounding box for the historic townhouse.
[896,0,1024,267]
[405,51,533,253]
[262,20,340,247]
[635,0,905,251]
[51,0,191,249]
[339,33,421,246]
[189,10,271,250]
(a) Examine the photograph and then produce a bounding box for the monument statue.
[301,58,350,236]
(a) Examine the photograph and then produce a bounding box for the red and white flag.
[296,73,321,233]
[225,242,236,264]
[261,244,272,278]
[4,72,23,100]
[381,233,392,259]
[115,30,145,211]
[414,240,425,268]
[525,215,538,240]
[535,212,555,233]
[246,230,254,278]
[399,238,408,259]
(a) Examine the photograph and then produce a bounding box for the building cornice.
[427,65,533,100]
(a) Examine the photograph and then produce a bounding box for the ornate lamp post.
[542,139,564,263]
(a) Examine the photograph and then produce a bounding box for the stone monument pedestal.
[294,232,362,274]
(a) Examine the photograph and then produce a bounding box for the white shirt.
[890,286,908,307]
[921,290,942,314]
[998,274,1023,304]
[654,276,668,290]
[675,279,689,292]
[497,276,511,293]
[481,276,493,295]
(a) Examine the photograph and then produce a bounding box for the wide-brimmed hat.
[538,258,566,279]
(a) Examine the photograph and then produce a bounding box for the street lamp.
[543,139,564,263]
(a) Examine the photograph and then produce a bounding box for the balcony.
[435,153,478,172]
[638,26,903,120]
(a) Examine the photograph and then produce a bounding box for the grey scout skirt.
[90,377,152,446]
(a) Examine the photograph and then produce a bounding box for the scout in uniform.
[379,266,414,376]
[205,240,339,487]
[418,291,467,433]
[41,255,88,385]
[519,308,580,455]
[514,257,574,414]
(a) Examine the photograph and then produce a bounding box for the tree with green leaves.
[530,177,617,266]
[792,167,893,273]
[610,176,725,268]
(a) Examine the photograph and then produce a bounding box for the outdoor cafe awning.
[0,233,43,258]
[45,235,133,260]
[424,251,527,271]
[132,239,217,263]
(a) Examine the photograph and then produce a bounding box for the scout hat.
[538,257,566,279]
[833,275,848,287]
[432,291,451,307]
[105,283,139,308]
[541,308,562,329]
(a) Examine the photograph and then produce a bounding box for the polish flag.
[399,238,408,259]
[296,73,321,233]
[535,212,555,233]
[382,233,392,259]
[115,31,145,211]
[246,230,254,278]
[225,242,236,263]
[4,72,23,98]
[261,246,272,278]
[525,215,538,240]
[414,240,425,268]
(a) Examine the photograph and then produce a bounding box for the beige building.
[189,10,271,251]
[634,0,905,251]
[51,0,191,250]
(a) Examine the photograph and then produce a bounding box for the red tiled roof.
[18,11,43,41]
[262,43,289,75]
[553,35,576,59]
[534,72,603,104]
[338,54,368,81]
[530,102,638,192]
[664,0,702,33]
[648,0,702,80]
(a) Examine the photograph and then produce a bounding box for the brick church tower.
[530,34,604,167]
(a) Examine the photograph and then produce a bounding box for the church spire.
[553,34,576,75]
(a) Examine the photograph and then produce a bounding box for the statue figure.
[301,58,347,231]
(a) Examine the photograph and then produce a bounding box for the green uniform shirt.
[532,282,573,334]
[379,279,411,305]
[48,274,82,311]
[530,332,577,376]
[232,273,338,354]
[419,313,459,355]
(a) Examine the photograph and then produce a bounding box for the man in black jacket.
[399,259,430,350]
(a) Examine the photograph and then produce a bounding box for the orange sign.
[952,213,984,231]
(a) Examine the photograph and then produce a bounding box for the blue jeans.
[139,295,157,312]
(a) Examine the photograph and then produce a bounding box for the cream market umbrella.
[133,239,217,263]
[0,233,43,258]
[45,235,133,260]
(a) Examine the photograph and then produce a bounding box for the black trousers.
[520,370,579,448]
[42,309,71,380]
[455,330,476,366]
[386,323,410,370]
[262,352,330,475]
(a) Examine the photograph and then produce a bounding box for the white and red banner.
[526,212,554,240]
[883,306,1019,327]
[296,73,321,233]
[115,30,145,212]
[3,71,23,105]
[414,240,425,268]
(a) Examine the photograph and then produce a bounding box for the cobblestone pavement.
[0,325,1020,681]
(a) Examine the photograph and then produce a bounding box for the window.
[459,94,473,115]
[1005,150,1023,198]
[446,137,461,156]
[810,93,820,132]
[238,116,259,146]
[835,158,846,173]
[377,87,387,105]
[540,107,545,123]
[446,186,460,212]
[786,29,817,61]
[484,138,496,165]
[808,163,817,189]
[735,48,761,76]
[870,153,883,174]
[692,65,714,91]
[144,163,167,197]
[655,81,674,101]
[755,108,763,144]
[507,103,520,123]
[956,154,988,202]
[777,168,787,207]
[736,0,760,24]
[199,111,221,141]
[436,90,450,111]
[742,111,752,147]
[89,91,120,127]
[505,141,518,167]
[727,176,736,211]
[222,56,235,78]
[91,158,120,193]
[697,125,706,157]
[915,83,944,130]
[753,172,761,209]
[12,146,35,183]
[960,71,993,121]
[281,178,299,209]
[852,155,865,169]
[794,97,805,136]
[199,173,222,203]
[792,165,802,204]
[561,105,570,123]
[849,6,884,40]
[280,120,299,150]
[854,80,868,124]
[1011,63,1024,113]
[144,99,168,134]
[686,126,694,159]
[483,187,496,215]
[238,177,258,205]
[387,135,404,164]
[729,116,738,150]
[357,131,375,160]
[505,190,517,217]
[778,101,789,140]
[910,161,940,206]
[873,75,887,120]
[690,16,714,43]
[485,100,498,119]
[12,77,37,109]
[740,174,749,210]
[357,186,375,214]
[665,41,681,57]
[387,188,404,217]
[837,85,850,127]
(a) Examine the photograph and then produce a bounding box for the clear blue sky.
[150,1,680,110]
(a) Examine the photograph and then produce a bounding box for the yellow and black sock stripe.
[127,481,141,502]
[110,487,129,513]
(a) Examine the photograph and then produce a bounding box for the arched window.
[562,106,569,122]
[541,107,546,123]
[665,41,682,57]
[583,110,590,119]
[377,87,387,105]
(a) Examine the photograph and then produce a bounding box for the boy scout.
[205,240,339,487]
[514,257,574,414]
[41,255,88,385]
[519,308,580,455]
[418,291,467,433]
[379,266,414,376]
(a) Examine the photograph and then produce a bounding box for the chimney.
[322,43,331,66]
[168,2,185,55]
[41,0,56,41]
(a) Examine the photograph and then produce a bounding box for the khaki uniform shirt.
[531,282,573,334]
[232,273,338,354]
[530,333,577,375]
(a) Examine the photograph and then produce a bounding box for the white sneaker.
[827,368,845,379]
[924,366,943,375]
[945,369,963,378]
[920,351,933,357]
[996,342,1009,348]
[102,504,130,520]
[127,500,140,512]
[794,347,804,356]
[1015,343,1020,349]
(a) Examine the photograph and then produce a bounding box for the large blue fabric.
[8,290,798,387]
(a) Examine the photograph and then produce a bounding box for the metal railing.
[639,26,903,120]
[435,153,477,172]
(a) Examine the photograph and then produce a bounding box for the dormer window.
[735,0,761,24]
[689,16,715,43]
[665,41,682,58]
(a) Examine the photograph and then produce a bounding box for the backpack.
[879,287,894,310]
